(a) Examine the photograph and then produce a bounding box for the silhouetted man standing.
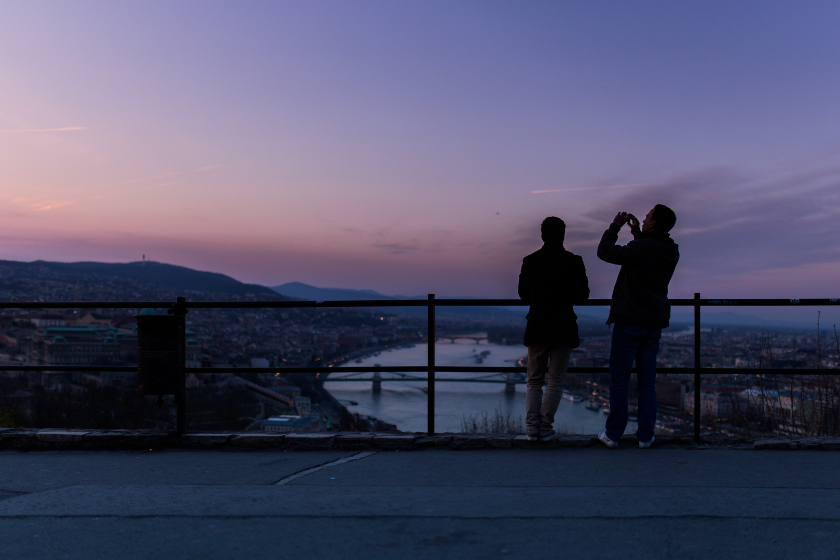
[518,217,590,441]
[596,205,679,449]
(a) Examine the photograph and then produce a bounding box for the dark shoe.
[525,432,540,441]
[539,429,557,442]
[639,435,655,449]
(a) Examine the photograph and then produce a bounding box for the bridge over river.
[435,334,488,343]
[325,370,527,393]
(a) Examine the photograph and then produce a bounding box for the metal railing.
[1,294,838,441]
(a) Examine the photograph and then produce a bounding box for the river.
[325,339,637,434]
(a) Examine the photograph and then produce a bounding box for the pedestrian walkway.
[1,449,838,559]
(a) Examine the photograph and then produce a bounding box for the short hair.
[652,204,676,233]
[541,216,566,243]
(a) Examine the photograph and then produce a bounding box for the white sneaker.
[598,430,618,449]
[638,436,655,449]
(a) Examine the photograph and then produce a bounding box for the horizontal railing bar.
[430,298,608,306]
[698,298,840,306]
[432,366,840,375]
[0,365,138,372]
[0,298,836,310]
[0,365,834,375]
[328,378,515,383]
[183,300,430,309]
[0,302,174,309]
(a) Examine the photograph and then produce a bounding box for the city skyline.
[1,2,838,304]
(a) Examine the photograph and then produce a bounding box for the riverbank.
[325,340,631,434]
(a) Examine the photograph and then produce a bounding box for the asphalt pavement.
[1,447,839,559]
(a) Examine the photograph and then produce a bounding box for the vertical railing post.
[170,296,188,435]
[427,294,435,434]
[693,292,701,443]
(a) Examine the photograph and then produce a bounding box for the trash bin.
[136,314,184,395]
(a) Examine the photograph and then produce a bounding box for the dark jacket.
[597,223,680,329]
[518,243,590,348]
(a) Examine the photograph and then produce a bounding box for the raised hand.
[628,213,641,235]
[612,212,630,226]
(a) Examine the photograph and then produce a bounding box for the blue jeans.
[605,324,661,443]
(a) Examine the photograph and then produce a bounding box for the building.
[684,391,735,420]
[30,315,68,328]
[29,326,119,366]
[656,378,687,412]
[25,326,138,390]
[260,415,320,433]
[185,333,202,367]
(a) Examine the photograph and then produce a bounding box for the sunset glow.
[0,2,838,303]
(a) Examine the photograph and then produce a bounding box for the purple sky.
[0,2,839,312]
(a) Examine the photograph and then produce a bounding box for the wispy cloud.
[0,127,88,133]
[4,195,78,212]
[31,201,76,211]
[531,182,658,194]
[372,241,421,255]
[598,165,840,276]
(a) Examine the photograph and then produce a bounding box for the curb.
[1,428,837,451]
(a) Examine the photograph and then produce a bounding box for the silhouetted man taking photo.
[596,205,679,449]
[518,217,589,441]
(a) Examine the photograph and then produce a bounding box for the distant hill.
[272,282,395,301]
[273,283,822,329]
[669,310,818,330]
[0,260,281,299]
[272,282,526,321]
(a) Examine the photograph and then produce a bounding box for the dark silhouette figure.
[596,204,680,449]
[518,217,590,441]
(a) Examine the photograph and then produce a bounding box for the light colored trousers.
[526,344,572,434]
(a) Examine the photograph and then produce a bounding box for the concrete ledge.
[513,435,551,449]
[36,430,90,443]
[556,435,597,448]
[373,434,417,450]
[36,430,91,449]
[0,429,38,449]
[2,430,840,451]
[753,437,840,451]
[229,434,286,448]
[822,438,840,450]
[182,433,232,447]
[414,435,452,448]
[284,433,335,450]
[81,430,173,450]
[451,434,491,450]
[452,434,515,450]
[336,433,375,450]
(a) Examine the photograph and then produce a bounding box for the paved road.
[1,448,839,559]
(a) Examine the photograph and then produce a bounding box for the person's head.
[642,204,676,233]
[540,216,566,244]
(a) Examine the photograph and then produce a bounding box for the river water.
[325,339,636,434]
